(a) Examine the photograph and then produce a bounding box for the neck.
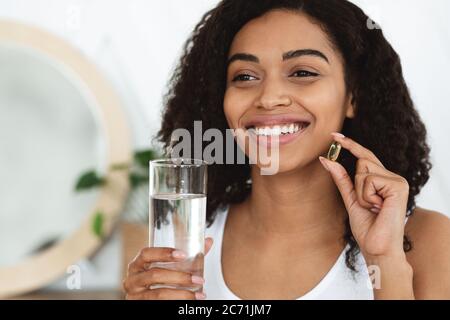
[242,159,347,248]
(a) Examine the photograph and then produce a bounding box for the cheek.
[223,88,252,129]
[294,79,346,129]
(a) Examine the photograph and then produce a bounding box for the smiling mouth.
[245,121,310,137]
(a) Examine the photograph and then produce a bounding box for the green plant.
[74,148,161,238]
[92,210,105,239]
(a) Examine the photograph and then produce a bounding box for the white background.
[0,0,449,290]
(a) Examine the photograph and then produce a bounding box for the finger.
[356,158,397,177]
[364,173,409,203]
[205,237,214,255]
[128,247,186,274]
[355,172,376,209]
[355,159,397,209]
[124,268,195,294]
[126,288,200,300]
[124,267,202,294]
[363,174,409,227]
[357,172,385,209]
[331,132,385,168]
[319,156,358,213]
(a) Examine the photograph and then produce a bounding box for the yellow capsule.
[327,142,342,162]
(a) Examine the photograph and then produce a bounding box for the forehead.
[228,9,336,62]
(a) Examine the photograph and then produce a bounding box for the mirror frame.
[0,20,132,298]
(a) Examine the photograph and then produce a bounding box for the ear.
[345,93,355,119]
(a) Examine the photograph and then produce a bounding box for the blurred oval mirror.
[0,20,131,297]
[0,43,105,267]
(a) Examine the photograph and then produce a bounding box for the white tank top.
[204,204,375,300]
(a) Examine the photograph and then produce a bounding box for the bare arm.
[405,208,450,299]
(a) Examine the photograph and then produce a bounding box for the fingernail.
[319,156,330,171]
[373,204,382,209]
[191,275,205,284]
[172,250,187,259]
[370,207,380,213]
[331,132,345,139]
[195,292,206,300]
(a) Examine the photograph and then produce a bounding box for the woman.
[123,0,450,299]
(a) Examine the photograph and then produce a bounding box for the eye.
[290,70,319,78]
[231,74,259,82]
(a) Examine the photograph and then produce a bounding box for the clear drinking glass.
[148,158,208,292]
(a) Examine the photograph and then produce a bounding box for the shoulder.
[405,207,450,244]
[405,207,450,299]
[406,206,450,237]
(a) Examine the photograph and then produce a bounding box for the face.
[224,9,354,173]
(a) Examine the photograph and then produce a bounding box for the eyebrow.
[227,49,329,66]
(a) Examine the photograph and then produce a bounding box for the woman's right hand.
[123,237,214,300]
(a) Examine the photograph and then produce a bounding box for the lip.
[243,113,311,129]
[247,122,310,147]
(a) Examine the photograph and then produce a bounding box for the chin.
[252,151,309,175]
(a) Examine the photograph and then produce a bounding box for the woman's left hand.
[319,132,410,260]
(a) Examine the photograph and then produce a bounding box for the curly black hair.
[155,0,432,272]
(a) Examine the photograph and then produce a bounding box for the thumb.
[319,156,358,213]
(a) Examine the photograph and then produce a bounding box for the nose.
[254,78,292,110]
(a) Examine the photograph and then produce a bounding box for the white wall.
[0,0,449,290]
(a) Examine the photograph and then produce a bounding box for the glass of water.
[148,158,208,292]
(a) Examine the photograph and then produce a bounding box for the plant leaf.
[92,211,105,239]
[75,170,105,191]
[130,172,148,188]
[134,149,158,168]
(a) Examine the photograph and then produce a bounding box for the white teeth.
[251,122,307,136]
[289,123,294,134]
[273,126,281,135]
